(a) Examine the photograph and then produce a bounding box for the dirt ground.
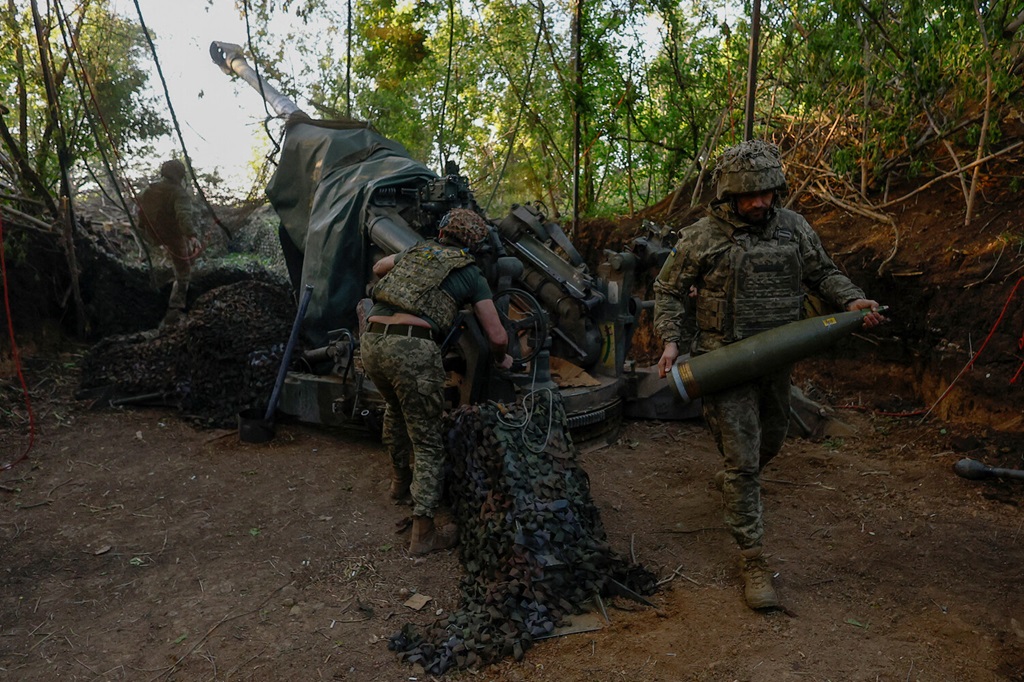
[3,150,1024,679]
[1,354,1022,682]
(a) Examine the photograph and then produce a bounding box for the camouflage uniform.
[362,231,491,519]
[137,160,197,319]
[361,333,447,517]
[653,141,865,551]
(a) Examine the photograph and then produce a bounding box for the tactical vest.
[372,242,474,330]
[696,228,804,341]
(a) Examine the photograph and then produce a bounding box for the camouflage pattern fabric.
[702,367,791,549]
[654,173,867,551]
[653,203,865,352]
[137,176,197,312]
[360,332,446,518]
[712,139,788,199]
[372,241,473,330]
[168,256,191,311]
[136,178,197,254]
[159,159,187,183]
[438,208,489,252]
[695,229,804,340]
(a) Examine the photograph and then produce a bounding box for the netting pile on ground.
[78,280,296,427]
[388,391,657,674]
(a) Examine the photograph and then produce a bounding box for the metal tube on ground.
[953,458,1024,481]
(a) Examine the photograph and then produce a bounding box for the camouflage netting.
[226,204,290,276]
[388,393,657,674]
[78,279,297,427]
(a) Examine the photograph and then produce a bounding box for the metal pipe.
[744,0,762,140]
[209,41,301,118]
[266,284,315,421]
[366,209,422,254]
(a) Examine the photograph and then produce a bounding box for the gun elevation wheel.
[493,288,548,366]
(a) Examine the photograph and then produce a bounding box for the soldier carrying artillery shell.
[653,140,886,610]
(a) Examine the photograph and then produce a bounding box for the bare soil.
[1,355,1022,681]
[3,166,1024,680]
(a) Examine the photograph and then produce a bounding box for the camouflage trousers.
[167,249,191,312]
[360,332,446,518]
[702,366,791,550]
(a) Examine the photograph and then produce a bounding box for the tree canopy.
[237,0,1024,223]
[1,0,1022,224]
[0,0,168,212]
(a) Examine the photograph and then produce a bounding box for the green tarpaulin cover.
[266,119,436,346]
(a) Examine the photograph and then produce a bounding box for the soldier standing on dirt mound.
[653,140,886,610]
[136,159,200,327]
[361,208,513,556]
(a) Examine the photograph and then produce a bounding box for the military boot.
[738,547,780,610]
[159,307,185,329]
[389,466,412,504]
[408,515,458,555]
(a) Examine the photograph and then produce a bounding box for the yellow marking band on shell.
[670,361,700,404]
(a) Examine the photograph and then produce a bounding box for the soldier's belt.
[367,322,435,342]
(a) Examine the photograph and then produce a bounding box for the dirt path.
[1,387,1022,681]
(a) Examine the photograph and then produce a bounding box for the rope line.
[436,0,456,171]
[0,215,36,471]
[243,0,283,160]
[837,276,1023,420]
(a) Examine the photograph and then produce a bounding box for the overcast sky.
[110,0,292,194]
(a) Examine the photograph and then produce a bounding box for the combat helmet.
[160,159,187,183]
[438,208,490,253]
[712,140,787,200]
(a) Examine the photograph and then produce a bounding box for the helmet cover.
[160,159,187,183]
[438,208,490,252]
[713,140,787,200]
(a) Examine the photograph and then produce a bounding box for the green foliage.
[0,0,167,205]
[185,0,1024,218]
[8,0,1022,220]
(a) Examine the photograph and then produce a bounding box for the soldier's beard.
[738,206,771,225]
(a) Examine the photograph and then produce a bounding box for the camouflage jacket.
[136,179,196,256]
[653,202,865,353]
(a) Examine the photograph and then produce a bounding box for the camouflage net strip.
[388,391,656,674]
[78,280,296,427]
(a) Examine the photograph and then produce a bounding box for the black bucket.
[238,408,275,443]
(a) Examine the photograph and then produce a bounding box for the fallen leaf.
[403,593,432,611]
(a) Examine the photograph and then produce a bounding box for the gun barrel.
[669,309,877,403]
[209,41,301,118]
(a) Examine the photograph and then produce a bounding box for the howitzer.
[210,42,698,436]
[669,308,885,403]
